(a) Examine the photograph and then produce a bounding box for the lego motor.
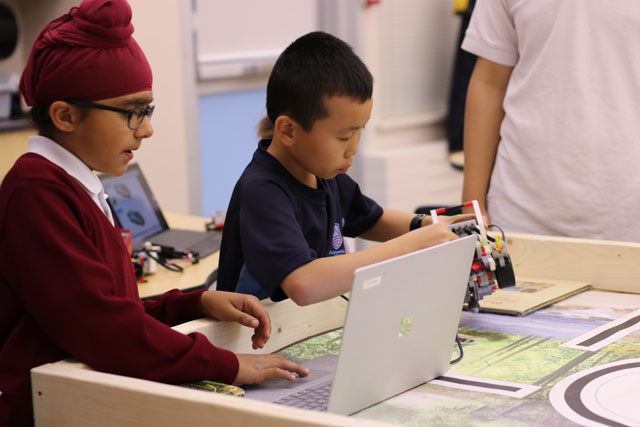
[430,201,516,312]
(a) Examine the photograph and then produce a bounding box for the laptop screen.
[99,163,168,242]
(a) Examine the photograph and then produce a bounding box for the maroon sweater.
[0,154,239,427]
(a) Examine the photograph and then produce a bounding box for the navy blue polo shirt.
[217,139,383,301]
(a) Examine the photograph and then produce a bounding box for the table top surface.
[275,289,640,426]
[144,215,640,426]
[137,212,219,299]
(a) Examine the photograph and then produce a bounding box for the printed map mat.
[277,290,640,426]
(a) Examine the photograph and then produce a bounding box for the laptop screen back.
[99,163,168,242]
[243,235,477,415]
[328,235,477,415]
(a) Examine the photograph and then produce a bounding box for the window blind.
[377,0,460,120]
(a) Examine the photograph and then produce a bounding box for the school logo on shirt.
[332,222,343,250]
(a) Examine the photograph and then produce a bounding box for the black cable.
[450,334,464,364]
[340,295,349,302]
[471,224,498,242]
[488,223,506,241]
[141,250,184,272]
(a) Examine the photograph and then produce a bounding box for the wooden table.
[30,233,640,426]
[136,212,219,299]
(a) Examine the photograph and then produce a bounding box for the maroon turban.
[19,0,152,106]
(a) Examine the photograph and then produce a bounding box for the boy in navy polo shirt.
[217,31,472,306]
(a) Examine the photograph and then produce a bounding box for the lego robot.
[430,200,516,312]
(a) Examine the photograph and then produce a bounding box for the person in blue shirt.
[217,31,472,306]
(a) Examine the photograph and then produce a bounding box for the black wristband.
[410,214,425,231]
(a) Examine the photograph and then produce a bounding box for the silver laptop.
[243,235,477,415]
[98,163,222,258]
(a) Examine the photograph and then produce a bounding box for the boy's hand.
[414,222,460,247]
[434,213,476,226]
[235,354,310,384]
[200,291,270,349]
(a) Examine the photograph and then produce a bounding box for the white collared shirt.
[28,135,115,226]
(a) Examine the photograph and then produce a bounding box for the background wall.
[198,88,266,217]
[0,0,465,219]
[358,0,463,214]
[0,0,199,215]
[127,0,200,215]
[192,0,464,216]
[194,0,318,217]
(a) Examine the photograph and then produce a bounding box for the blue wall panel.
[199,88,266,216]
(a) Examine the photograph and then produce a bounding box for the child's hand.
[413,222,459,248]
[234,354,309,384]
[436,213,476,226]
[200,291,271,349]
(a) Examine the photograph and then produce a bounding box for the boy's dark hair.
[266,31,373,132]
[30,105,55,138]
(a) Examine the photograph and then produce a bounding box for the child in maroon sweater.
[0,1,306,426]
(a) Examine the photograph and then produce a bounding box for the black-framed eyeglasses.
[65,99,155,130]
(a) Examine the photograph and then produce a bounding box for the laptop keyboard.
[188,232,223,258]
[274,382,332,411]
